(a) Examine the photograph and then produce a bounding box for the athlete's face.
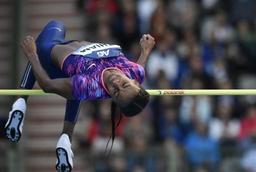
[107,73,140,106]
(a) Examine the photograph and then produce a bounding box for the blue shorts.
[36,20,72,79]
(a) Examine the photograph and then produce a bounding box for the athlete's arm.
[20,36,73,99]
[136,34,155,67]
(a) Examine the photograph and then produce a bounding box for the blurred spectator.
[240,106,256,171]
[164,139,183,172]
[167,0,199,29]
[149,2,168,41]
[151,91,183,144]
[237,20,255,50]
[181,54,215,89]
[161,107,184,144]
[95,22,117,43]
[84,0,119,14]
[200,11,234,73]
[201,0,220,11]
[184,120,220,172]
[176,29,202,87]
[176,28,200,67]
[241,146,256,172]
[201,27,227,75]
[201,15,216,43]
[150,71,181,143]
[214,80,236,117]
[211,11,234,44]
[180,78,213,125]
[124,114,155,172]
[112,0,140,52]
[124,113,152,149]
[238,104,256,144]
[137,0,157,33]
[211,58,229,85]
[146,29,178,85]
[209,102,240,146]
[230,0,256,22]
[237,75,256,106]
[87,101,125,155]
[179,95,212,125]
[240,104,256,171]
[109,155,127,172]
[236,20,256,70]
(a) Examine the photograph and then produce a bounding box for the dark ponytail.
[105,101,122,157]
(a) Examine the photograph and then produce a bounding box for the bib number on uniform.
[72,43,122,59]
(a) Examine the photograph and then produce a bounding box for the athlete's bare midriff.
[50,41,92,69]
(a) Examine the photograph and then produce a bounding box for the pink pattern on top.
[62,54,145,100]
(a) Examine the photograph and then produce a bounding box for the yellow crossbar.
[0,89,256,96]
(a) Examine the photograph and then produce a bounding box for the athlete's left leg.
[23,20,80,172]
[56,99,81,172]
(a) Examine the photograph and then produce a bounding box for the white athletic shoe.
[5,98,26,142]
[56,134,74,172]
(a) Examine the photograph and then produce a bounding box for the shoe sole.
[56,148,72,172]
[5,110,24,142]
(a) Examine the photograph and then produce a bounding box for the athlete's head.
[119,85,150,116]
[106,71,150,116]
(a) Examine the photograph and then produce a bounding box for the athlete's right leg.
[5,62,36,142]
[4,20,64,143]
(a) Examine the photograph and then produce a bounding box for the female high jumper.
[4,20,155,172]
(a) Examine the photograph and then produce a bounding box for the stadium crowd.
[71,0,256,171]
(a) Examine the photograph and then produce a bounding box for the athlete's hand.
[137,34,155,67]
[21,36,39,62]
[140,34,155,55]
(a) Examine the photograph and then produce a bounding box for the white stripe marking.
[48,27,62,32]
[87,63,96,70]
[21,63,32,88]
